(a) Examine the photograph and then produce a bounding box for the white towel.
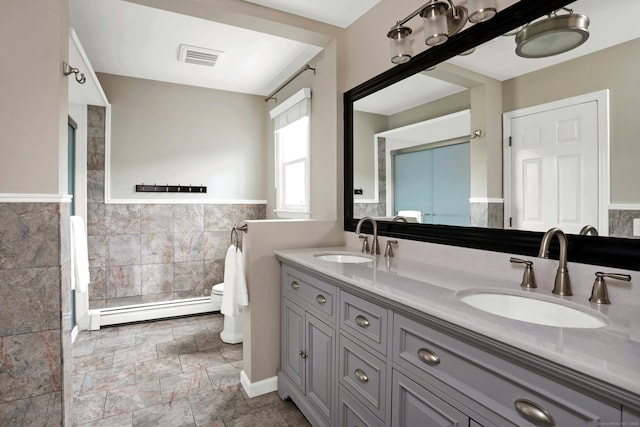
[70,216,91,293]
[221,244,249,316]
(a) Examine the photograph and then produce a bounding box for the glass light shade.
[467,0,497,23]
[387,26,413,64]
[516,13,590,58]
[421,3,449,46]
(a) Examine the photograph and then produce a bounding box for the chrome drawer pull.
[316,294,327,304]
[290,281,300,290]
[354,368,369,383]
[355,315,370,328]
[514,398,555,426]
[417,348,440,366]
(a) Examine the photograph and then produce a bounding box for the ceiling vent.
[178,44,224,67]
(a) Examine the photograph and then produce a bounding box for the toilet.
[211,283,244,344]
[210,283,224,310]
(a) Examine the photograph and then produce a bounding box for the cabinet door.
[282,298,305,392]
[392,370,468,427]
[306,313,336,424]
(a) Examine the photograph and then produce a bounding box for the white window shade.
[269,88,311,130]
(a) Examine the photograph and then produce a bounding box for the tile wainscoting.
[0,201,73,426]
[86,203,265,309]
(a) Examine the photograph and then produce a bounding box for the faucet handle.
[359,235,370,254]
[589,272,632,304]
[510,257,537,289]
[384,240,398,258]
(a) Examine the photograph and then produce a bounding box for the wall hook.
[470,129,482,139]
[62,62,86,84]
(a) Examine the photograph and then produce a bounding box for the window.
[270,88,311,218]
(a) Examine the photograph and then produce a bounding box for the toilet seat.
[212,283,224,295]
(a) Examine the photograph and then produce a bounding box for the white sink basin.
[314,252,374,264]
[457,289,608,329]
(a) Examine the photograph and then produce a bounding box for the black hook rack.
[135,184,207,193]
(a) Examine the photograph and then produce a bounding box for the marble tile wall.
[354,138,386,218]
[609,209,640,238]
[86,106,266,309]
[87,203,265,309]
[470,201,504,229]
[0,202,71,426]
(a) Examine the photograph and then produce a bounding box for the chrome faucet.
[579,225,599,236]
[355,217,380,255]
[538,227,572,296]
[391,216,407,223]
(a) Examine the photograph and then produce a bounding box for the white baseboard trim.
[96,297,217,327]
[240,370,278,398]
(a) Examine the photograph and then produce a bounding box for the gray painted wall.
[98,73,268,201]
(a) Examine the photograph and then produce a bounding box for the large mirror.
[344,0,640,270]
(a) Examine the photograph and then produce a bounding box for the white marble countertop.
[275,246,640,399]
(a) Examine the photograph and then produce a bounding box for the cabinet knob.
[514,398,555,426]
[299,350,308,359]
[316,294,327,304]
[354,368,369,383]
[417,348,440,366]
[355,315,370,328]
[290,281,300,290]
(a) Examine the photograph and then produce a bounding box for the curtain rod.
[265,64,315,103]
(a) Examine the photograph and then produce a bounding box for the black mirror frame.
[344,0,640,271]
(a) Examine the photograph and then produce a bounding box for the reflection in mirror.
[352,0,640,239]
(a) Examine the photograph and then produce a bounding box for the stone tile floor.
[72,313,310,426]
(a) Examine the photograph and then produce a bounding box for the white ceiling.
[69,0,326,96]
[355,73,467,116]
[244,0,380,28]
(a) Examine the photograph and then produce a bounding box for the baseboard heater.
[94,297,217,328]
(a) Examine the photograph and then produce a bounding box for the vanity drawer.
[339,290,389,356]
[283,265,336,322]
[392,313,620,426]
[392,369,469,427]
[339,334,387,421]
[338,386,385,427]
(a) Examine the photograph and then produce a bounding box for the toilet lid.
[212,283,224,295]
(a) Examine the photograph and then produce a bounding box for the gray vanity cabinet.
[279,266,337,427]
[278,262,635,427]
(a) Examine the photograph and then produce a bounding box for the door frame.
[503,90,610,235]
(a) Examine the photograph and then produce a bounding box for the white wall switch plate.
[633,218,640,236]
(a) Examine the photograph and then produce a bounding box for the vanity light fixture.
[467,0,497,24]
[387,0,497,64]
[515,8,590,58]
[388,24,413,64]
